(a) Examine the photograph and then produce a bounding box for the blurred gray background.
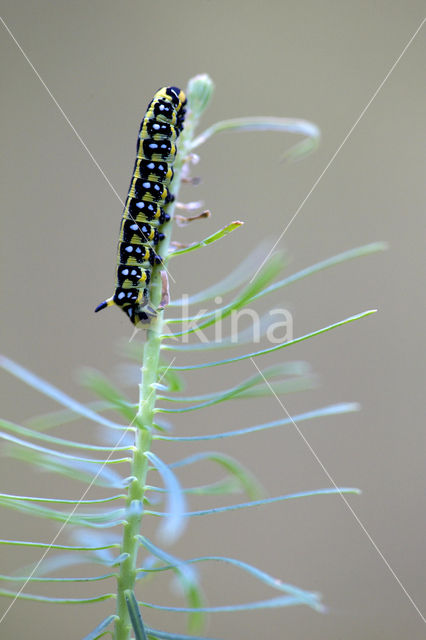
[1,2,425,639]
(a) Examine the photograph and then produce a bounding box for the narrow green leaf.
[157,372,313,413]
[158,361,186,392]
[0,356,127,431]
[0,573,115,583]
[0,590,114,604]
[147,477,243,497]
[162,312,289,352]
[0,539,118,551]
[169,452,261,500]
[189,116,320,163]
[167,240,272,308]
[139,594,315,612]
[167,241,274,307]
[139,537,196,579]
[0,418,132,453]
[0,496,125,528]
[138,536,205,631]
[168,221,243,258]
[26,400,115,432]
[250,242,389,304]
[81,369,143,429]
[157,363,308,404]
[0,430,130,465]
[146,487,361,518]
[171,310,377,369]
[166,242,386,313]
[125,590,148,640]
[14,553,90,580]
[145,451,186,543]
[4,447,125,488]
[138,551,320,610]
[154,403,359,442]
[20,550,118,576]
[165,252,284,329]
[110,553,131,567]
[0,492,125,506]
[82,615,117,640]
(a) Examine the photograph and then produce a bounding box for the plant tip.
[187,73,215,116]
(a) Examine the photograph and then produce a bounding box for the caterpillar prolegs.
[95,86,186,325]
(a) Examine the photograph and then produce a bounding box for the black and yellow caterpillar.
[95,86,186,325]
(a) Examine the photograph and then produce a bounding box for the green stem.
[113,77,210,640]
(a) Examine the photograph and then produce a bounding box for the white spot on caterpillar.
[143,182,150,188]
[130,223,138,231]
[122,268,129,275]
[118,292,125,300]
[149,143,158,149]
[136,202,144,209]
[125,246,133,253]
[147,162,155,169]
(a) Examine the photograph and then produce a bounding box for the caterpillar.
[95,86,186,325]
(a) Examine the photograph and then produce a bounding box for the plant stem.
[113,80,207,640]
